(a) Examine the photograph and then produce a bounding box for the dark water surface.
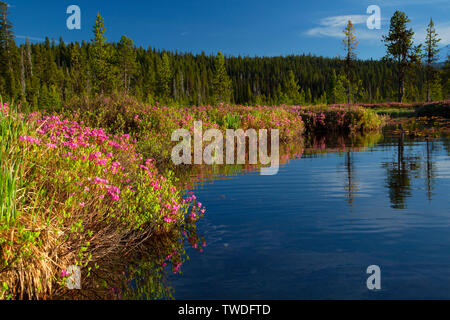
[169,133,450,299]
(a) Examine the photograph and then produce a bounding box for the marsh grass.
[373,108,416,118]
[0,101,27,225]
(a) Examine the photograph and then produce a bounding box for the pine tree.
[383,11,422,103]
[212,51,232,104]
[157,52,172,101]
[305,88,312,104]
[328,70,337,104]
[42,37,58,87]
[343,20,358,104]
[375,87,382,102]
[118,35,138,94]
[283,70,301,104]
[90,13,116,95]
[431,77,443,101]
[315,92,327,105]
[70,42,85,96]
[20,46,25,98]
[25,37,33,78]
[424,18,441,102]
[0,1,13,61]
[335,74,347,104]
[0,1,16,98]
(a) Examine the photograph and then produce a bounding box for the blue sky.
[7,0,450,60]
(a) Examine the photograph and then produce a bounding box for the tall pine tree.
[118,35,138,94]
[90,13,117,95]
[157,52,172,101]
[343,20,358,105]
[283,70,302,105]
[383,11,422,103]
[424,17,440,102]
[212,51,232,104]
[0,1,16,98]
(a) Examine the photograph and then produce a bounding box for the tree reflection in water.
[109,130,447,300]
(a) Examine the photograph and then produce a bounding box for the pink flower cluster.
[0,103,8,117]
[60,269,70,278]
[18,113,204,232]
[19,136,41,145]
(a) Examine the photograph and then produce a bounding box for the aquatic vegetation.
[416,101,450,119]
[349,100,450,119]
[290,105,384,133]
[387,116,450,138]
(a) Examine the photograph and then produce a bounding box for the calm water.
[168,132,450,299]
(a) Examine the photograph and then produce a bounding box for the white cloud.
[15,35,45,42]
[318,15,368,28]
[304,14,384,41]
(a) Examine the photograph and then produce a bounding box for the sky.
[6,0,450,60]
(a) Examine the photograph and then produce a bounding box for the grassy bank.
[350,100,450,118]
[0,102,205,299]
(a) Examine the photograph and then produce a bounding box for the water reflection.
[345,151,357,206]
[176,132,385,190]
[115,128,449,300]
[384,133,413,209]
[443,135,450,155]
[381,132,443,209]
[425,139,436,202]
[73,217,207,300]
[166,129,450,299]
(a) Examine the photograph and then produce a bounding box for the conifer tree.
[335,74,347,104]
[25,37,33,78]
[70,42,85,96]
[0,1,16,98]
[383,11,422,102]
[328,70,337,104]
[118,35,138,94]
[20,46,25,97]
[343,20,358,104]
[424,18,441,102]
[212,51,232,103]
[90,13,117,94]
[284,70,302,104]
[157,52,172,100]
[306,88,312,104]
[431,77,443,101]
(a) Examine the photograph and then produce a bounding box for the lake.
[167,131,450,300]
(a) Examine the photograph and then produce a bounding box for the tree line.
[0,3,449,109]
